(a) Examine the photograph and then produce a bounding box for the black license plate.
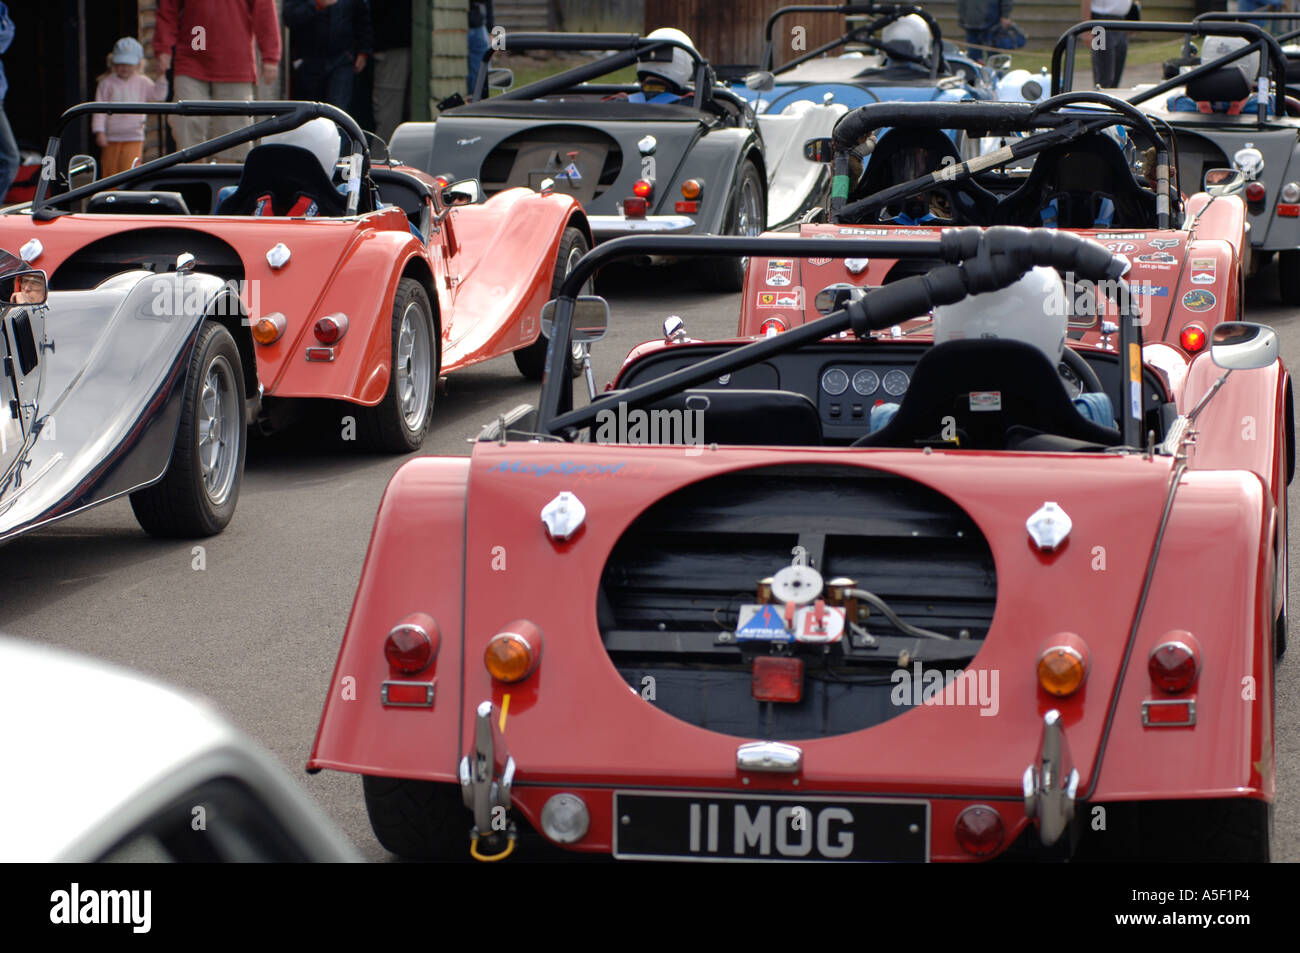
[612,791,929,862]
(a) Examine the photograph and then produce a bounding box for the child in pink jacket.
[93,38,168,178]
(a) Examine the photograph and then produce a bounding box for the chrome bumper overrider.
[1023,709,1079,847]
[588,214,696,241]
[459,700,515,840]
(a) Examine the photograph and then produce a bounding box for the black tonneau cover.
[441,99,707,123]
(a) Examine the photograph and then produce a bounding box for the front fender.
[308,457,470,780]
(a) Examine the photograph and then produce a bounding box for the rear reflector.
[1279,203,1300,217]
[624,197,647,218]
[305,346,335,362]
[674,200,698,213]
[753,655,803,703]
[1142,698,1196,727]
[954,805,1005,857]
[1179,324,1207,354]
[380,680,436,707]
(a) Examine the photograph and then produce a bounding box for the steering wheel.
[1059,345,1105,398]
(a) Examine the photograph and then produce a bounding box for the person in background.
[370,0,411,141]
[285,0,374,116]
[93,39,170,178]
[1238,0,1284,35]
[154,0,281,159]
[1083,0,1133,89]
[468,1,494,95]
[0,2,18,201]
[956,0,1013,63]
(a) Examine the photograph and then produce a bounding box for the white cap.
[639,27,696,93]
[112,37,143,65]
[932,266,1067,365]
[1202,35,1260,85]
[881,15,933,65]
[262,117,341,182]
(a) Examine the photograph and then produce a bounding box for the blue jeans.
[468,25,490,96]
[964,27,990,63]
[294,52,356,115]
[0,103,18,201]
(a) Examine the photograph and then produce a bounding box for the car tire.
[700,162,765,293]
[359,278,437,453]
[514,225,589,381]
[362,775,471,860]
[1279,250,1300,305]
[129,321,246,537]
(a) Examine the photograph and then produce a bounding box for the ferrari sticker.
[1182,289,1216,312]
[1149,237,1180,249]
[765,259,794,286]
[1189,257,1216,284]
[969,391,1002,412]
[1136,252,1177,264]
[757,290,802,308]
[736,604,794,642]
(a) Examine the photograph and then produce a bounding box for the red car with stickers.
[3,102,588,452]
[309,229,1290,862]
[740,98,1245,360]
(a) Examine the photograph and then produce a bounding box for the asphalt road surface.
[2,258,1296,863]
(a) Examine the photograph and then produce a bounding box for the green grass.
[485,55,638,96]
[1007,37,1187,75]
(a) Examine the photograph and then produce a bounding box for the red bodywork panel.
[311,418,1279,859]
[1,179,582,404]
[737,211,1245,354]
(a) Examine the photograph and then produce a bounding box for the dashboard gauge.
[852,369,880,396]
[1056,361,1083,399]
[821,367,850,396]
[882,369,910,397]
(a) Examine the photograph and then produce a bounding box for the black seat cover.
[1185,67,1253,104]
[854,339,1121,450]
[215,143,348,216]
[994,132,1157,229]
[87,190,191,215]
[619,389,823,446]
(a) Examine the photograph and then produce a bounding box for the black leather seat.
[853,339,1121,450]
[1185,66,1253,104]
[215,144,349,216]
[853,128,998,225]
[994,132,1157,229]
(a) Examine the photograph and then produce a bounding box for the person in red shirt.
[153,0,282,159]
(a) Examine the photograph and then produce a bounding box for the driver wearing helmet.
[1167,35,1269,115]
[628,27,697,103]
[880,14,934,71]
[867,267,1114,435]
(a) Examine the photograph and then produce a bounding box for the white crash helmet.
[262,117,341,182]
[1201,34,1260,86]
[639,27,697,93]
[881,14,933,66]
[932,266,1066,366]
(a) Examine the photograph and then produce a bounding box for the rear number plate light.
[1142,698,1195,726]
[381,680,436,707]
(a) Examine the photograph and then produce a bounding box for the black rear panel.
[600,463,998,739]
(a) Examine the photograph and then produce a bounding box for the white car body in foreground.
[0,638,358,862]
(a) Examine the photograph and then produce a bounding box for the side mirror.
[813,282,865,315]
[1210,322,1278,370]
[541,295,610,344]
[0,269,49,307]
[744,70,775,92]
[441,178,482,206]
[987,53,1012,72]
[487,67,514,91]
[1204,167,1245,196]
[69,154,97,184]
[804,137,834,163]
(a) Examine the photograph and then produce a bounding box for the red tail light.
[759,316,787,336]
[752,655,803,702]
[633,179,653,198]
[954,805,1005,857]
[314,313,349,345]
[1245,181,1266,203]
[623,196,647,218]
[1179,323,1207,354]
[384,613,440,674]
[1148,633,1200,693]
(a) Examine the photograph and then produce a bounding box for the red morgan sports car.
[740,96,1246,361]
[309,229,1290,862]
[0,101,588,452]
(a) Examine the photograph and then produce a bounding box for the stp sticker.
[1182,289,1216,312]
[1189,257,1216,284]
[757,290,802,308]
[1136,252,1177,264]
[766,259,793,286]
[1149,237,1180,249]
[969,391,1002,412]
[1106,241,1137,253]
